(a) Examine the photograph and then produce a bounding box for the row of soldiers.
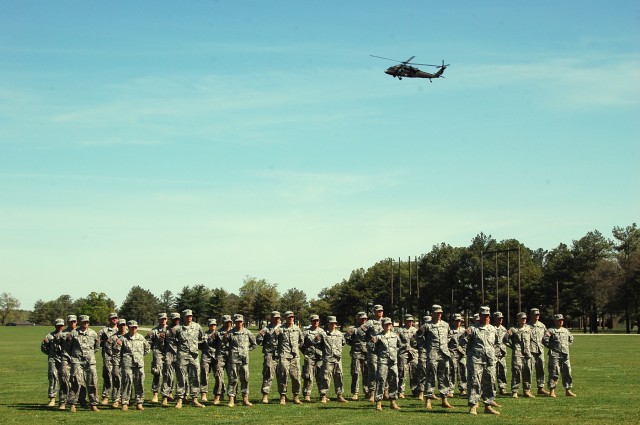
[41,305,575,415]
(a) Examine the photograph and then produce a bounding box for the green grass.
[1,327,639,424]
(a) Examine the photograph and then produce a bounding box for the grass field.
[0,327,638,425]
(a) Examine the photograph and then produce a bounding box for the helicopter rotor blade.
[370,55,404,63]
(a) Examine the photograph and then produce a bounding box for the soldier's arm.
[248,331,257,351]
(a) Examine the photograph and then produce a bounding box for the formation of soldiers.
[40,305,576,415]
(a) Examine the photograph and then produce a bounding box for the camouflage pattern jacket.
[121,333,150,368]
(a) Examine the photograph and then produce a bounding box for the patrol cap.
[357,312,368,319]
[67,314,77,322]
[404,315,414,322]
[127,320,138,327]
[473,313,480,321]
[327,315,337,323]
[271,311,281,318]
[117,319,127,325]
[493,311,504,319]
[517,312,527,319]
[170,312,181,320]
[479,306,491,315]
[234,314,244,322]
[452,314,462,321]
[381,317,392,325]
[373,304,384,312]
[309,314,320,321]
[158,313,168,320]
[108,312,118,320]
[423,315,432,322]
[284,311,295,318]
[79,315,90,322]
[182,309,193,317]
[222,315,232,322]
[208,318,217,326]
[54,318,65,326]
[530,308,540,315]
[431,304,443,313]
[553,314,564,320]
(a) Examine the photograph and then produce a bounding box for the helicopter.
[370,55,449,82]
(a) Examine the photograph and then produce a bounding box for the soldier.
[98,312,119,405]
[276,310,304,405]
[373,317,401,411]
[120,320,151,411]
[224,314,256,407]
[146,312,167,403]
[345,311,369,400]
[212,315,233,405]
[506,312,535,398]
[492,311,508,395]
[418,304,453,409]
[174,309,205,408]
[302,314,324,402]
[68,315,100,413]
[414,313,431,400]
[363,304,385,401]
[395,314,417,399]
[448,313,468,396]
[529,308,550,395]
[57,314,77,410]
[161,312,181,406]
[109,319,127,408]
[318,316,348,403]
[199,318,218,403]
[542,314,576,397]
[465,306,501,415]
[256,310,281,403]
[41,318,65,407]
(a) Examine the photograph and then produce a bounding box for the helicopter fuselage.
[385,65,446,81]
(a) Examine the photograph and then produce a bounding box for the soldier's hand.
[371,336,377,343]
[360,324,367,331]
[465,327,472,335]
[274,328,281,335]
[159,332,165,339]
[545,331,551,337]
[116,339,123,346]
[259,330,266,336]
[315,334,321,341]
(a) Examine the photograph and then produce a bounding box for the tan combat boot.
[336,394,348,403]
[293,394,302,405]
[424,398,432,409]
[417,391,424,401]
[320,395,328,404]
[213,395,221,405]
[375,401,382,411]
[512,392,518,399]
[469,404,478,415]
[524,390,536,398]
[441,397,454,408]
[136,403,144,411]
[398,392,405,399]
[549,389,557,398]
[460,389,467,396]
[122,404,128,411]
[279,394,287,405]
[304,395,311,402]
[566,389,577,397]
[484,405,500,415]
[262,393,269,404]
[151,392,159,403]
[112,401,120,408]
[47,397,56,407]
[91,405,99,412]
[390,399,401,410]
[175,398,183,409]
[192,398,205,408]
[201,393,208,402]
[69,404,76,413]
[499,388,507,395]
[58,403,66,411]
[368,391,375,402]
[101,397,109,405]
[351,393,358,401]
[227,396,235,407]
[488,400,502,407]
[242,395,252,406]
[538,387,550,396]
[161,397,168,407]
[383,389,390,400]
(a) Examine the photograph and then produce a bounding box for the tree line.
[24,223,639,333]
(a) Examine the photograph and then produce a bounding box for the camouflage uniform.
[161,315,180,399]
[374,318,401,402]
[542,316,574,391]
[120,323,151,406]
[276,317,304,398]
[318,318,346,399]
[256,313,281,396]
[448,317,468,394]
[225,318,256,399]
[213,317,233,400]
[363,306,384,396]
[419,312,452,398]
[199,319,218,398]
[41,320,64,400]
[145,314,167,397]
[68,317,100,408]
[345,314,369,397]
[302,320,325,398]
[529,309,548,390]
[175,315,204,400]
[466,311,499,407]
[414,314,432,395]
[108,324,127,405]
[97,313,119,402]
[395,317,418,397]
[493,313,508,393]
[506,317,534,394]
[56,316,78,407]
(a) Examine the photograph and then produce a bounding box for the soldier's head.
[357,311,368,324]
[492,311,504,325]
[479,306,491,325]
[234,315,244,329]
[170,312,181,325]
[54,318,64,330]
[67,315,78,329]
[158,313,168,325]
[79,315,90,330]
[404,314,414,327]
[381,317,392,332]
[271,311,281,325]
[517,312,527,326]
[284,311,295,326]
[309,314,320,329]
[208,318,217,331]
[117,318,127,332]
[182,309,193,325]
[530,308,541,322]
[108,312,118,326]
[127,320,138,335]
[373,305,384,320]
[327,316,338,331]
[553,313,564,328]
[222,315,233,329]
[431,305,443,322]
[451,313,462,327]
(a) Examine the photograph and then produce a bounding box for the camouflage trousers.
[531,351,546,388]
[176,353,200,398]
[213,356,227,396]
[375,359,398,401]
[227,361,250,397]
[101,354,114,398]
[111,360,123,402]
[278,356,301,396]
[161,352,178,397]
[150,349,164,393]
[261,353,279,395]
[121,366,145,405]
[47,358,61,398]
[302,355,322,396]
[511,355,533,392]
[69,361,99,406]
[467,358,496,407]
[397,352,418,395]
[416,351,429,392]
[426,350,451,397]
[349,352,368,395]
[58,360,71,404]
[495,355,507,390]
[449,353,467,392]
[366,352,379,394]
[319,360,344,397]
[199,354,216,395]
[547,353,572,390]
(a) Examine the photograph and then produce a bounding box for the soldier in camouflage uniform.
[363,304,384,401]
[109,319,127,408]
[395,314,417,399]
[542,314,576,397]
[256,311,281,403]
[505,312,535,398]
[161,312,181,406]
[199,318,217,402]
[318,316,348,403]
[68,315,100,413]
[373,317,401,411]
[174,309,205,408]
[56,315,77,410]
[212,315,233,405]
[302,314,324,402]
[145,312,167,403]
[529,308,550,395]
[41,318,64,406]
[418,304,453,409]
[345,311,369,400]
[98,312,119,405]
[225,314,257,407]
[492,311,508,395]
[276,310,304,405]
[120,320,150,411]
[448,313,468,396]
[465,306,501,415]
[414,313,431,400]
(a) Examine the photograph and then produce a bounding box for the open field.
[1,327,638,425]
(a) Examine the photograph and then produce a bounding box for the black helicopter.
[370,55,449,82]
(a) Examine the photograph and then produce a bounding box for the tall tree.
[73,292,116,326]
[159,290,176,314]
[0,292,21,325]
[118,286,161,325]
[175,285,212,323]
[279,288,309,325]
[612,223,640,332]
[30,295,75,326]
[237,276,279,326]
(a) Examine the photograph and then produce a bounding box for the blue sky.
[1,1,638,310]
